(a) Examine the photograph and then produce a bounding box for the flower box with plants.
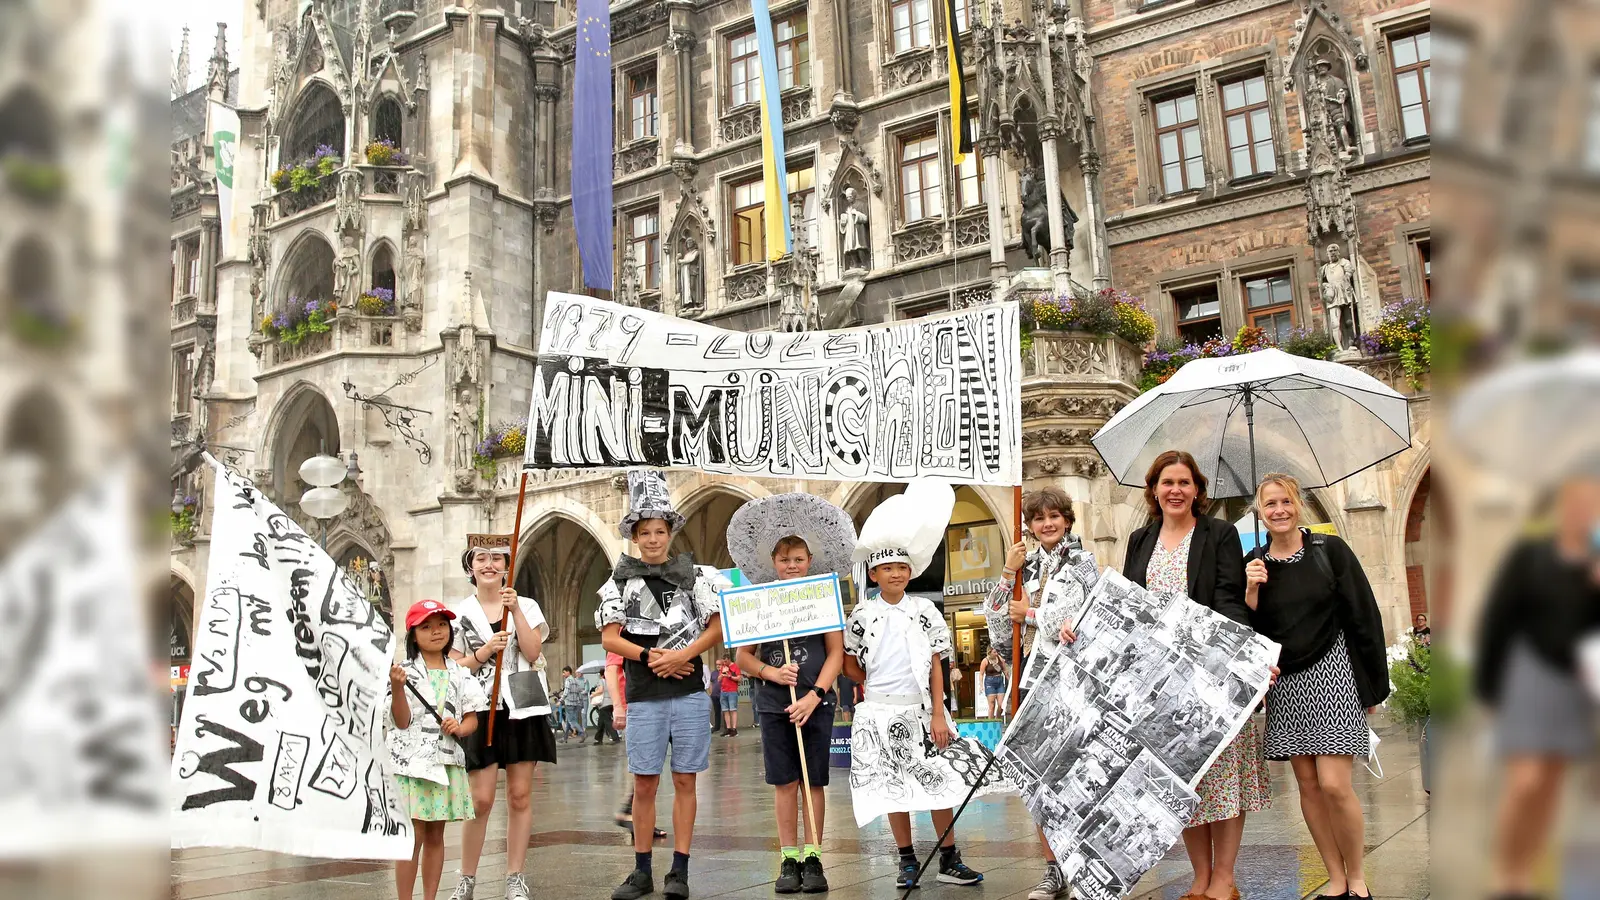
[1360,297,1430,386]
[473,420,527,478]
[171,495,199,542]
[260,296,339,346]
[9,307,78,348]
[1020,287,1157,356]
[363,138,408,167]
[3,155,66,204]
[1137,325,1339,392]
[355,288,397,317]
[269,144,340,206]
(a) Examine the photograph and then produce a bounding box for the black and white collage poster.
[170,460,412,860]
[0,468,167,858]
[996,570,1281,900]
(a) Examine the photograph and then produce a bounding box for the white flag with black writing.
[0,467,167,858]
[171,460,411,859]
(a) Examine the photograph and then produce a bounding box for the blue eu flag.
[572,0,613,290]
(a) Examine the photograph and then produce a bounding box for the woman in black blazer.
[1122,450,1267,900]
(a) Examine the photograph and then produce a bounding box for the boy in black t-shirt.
[735,536,845,894]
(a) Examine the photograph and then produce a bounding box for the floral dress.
[393,668,480,822]
[1147,527,1272,827]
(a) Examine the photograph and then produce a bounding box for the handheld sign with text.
[718,573,845,648]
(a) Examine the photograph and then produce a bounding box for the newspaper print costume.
[845,594,1012,826]
[595,556,730,649]
[450,594,552,719]
[984,537,1098,690]
[388,657,490,785]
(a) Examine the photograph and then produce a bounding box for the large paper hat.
[618,469,686,539]
[461,533,512,577]
[728,493,857,585]
[852,480,955,578]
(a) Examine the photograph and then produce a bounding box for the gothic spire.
[172,26,191,97]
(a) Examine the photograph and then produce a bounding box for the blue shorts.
[719,692,739,712]
[626,692,713,775]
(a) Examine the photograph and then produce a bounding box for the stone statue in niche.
[335,168,364,235]
[333,232,362,308]
[402,232,424,329]
[617,242,640,307]
[1312,57,1356,155]
[838,186,871,271]
[1019,167,1079,266]
[451,387,478,490]
[1319,242,1359,350]
[677,232,703,310]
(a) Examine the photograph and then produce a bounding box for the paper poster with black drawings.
[170,460,411,860]
[1017,550,1102,692]
[524,292,1022,485]
[0,467,167,858]
[997,569,1279,898]
[848,702,1013,828]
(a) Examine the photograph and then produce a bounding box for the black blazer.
[1122,514,1251,626]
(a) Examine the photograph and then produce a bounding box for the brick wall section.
[1354,179,1431,304]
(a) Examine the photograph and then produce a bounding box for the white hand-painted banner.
[0,467,167,858]
[525,292,1023,484]
[171,460,411,860]
[719,573,845,648]
[997,570,1281,900]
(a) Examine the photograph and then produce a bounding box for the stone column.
[979,134,1008,295]
[1039,122,1071,293]
[831,0,854,101]
[1081,151,1111,289]
[668,0,697,154]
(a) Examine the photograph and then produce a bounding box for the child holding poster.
[845,482,1010,890]
[599,470,731,900]
[728,492,857,894]
[388,600,488,900]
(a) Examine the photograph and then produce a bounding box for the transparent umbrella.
[1449,350,1600,484]
[1092,349,1413,528]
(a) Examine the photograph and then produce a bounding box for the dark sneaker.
[611,869,654,900]
[1027,862,1066,899]
[774,858,802,894]
[800,856,828,894]
[663,869,690,900]
[896,860,921,889]
[937,851,983,886]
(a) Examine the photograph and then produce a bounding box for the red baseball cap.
[405,599,457,630]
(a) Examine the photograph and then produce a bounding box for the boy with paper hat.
[728,493,855,894]
[843,481,1010,890]
[599,470,731,900]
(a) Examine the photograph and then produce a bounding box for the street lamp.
[299,451,349,547]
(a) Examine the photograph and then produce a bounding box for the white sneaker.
[449,874,476,900]
[1027,863,1068,900]
[505,873,531,900]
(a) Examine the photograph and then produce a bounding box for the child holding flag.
[728,493,857,893]
[389,600,488,900]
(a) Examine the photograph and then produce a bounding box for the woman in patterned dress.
[1122,450,1271,900]
[1245,473,1387,900]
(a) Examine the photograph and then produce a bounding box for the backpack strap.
[1307,533,1337,584]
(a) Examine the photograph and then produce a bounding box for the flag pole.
[1009,484,1023,717]
[487,471,531,746]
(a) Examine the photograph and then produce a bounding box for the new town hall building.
[168,0,1433,717]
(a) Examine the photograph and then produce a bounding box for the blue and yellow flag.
[752,0,792,261]
[944,0,973,165]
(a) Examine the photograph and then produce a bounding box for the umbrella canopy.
[1449,350,1600,484]
[1092,349,1412,499]
[575,659,607,676]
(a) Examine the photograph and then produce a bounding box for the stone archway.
[518,512,612,671]
[281,80,346,164]
[671,489,747,569]
[267,383,341,500]
[332,539,393,624]
[169,574,196,666]
[272,230,337,316]
[1404,468,1432,623]
[0,387,72,554]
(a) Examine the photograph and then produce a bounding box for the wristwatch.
[812,686,827,700]
[640,648,652,665]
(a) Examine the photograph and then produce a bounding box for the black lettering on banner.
[268,732,310,810]
[615,313,646,363]
[670,382,728,467]
[321,567,380,631]
[81,719,160,809]
[316,631,352,709]
[344,679,379,744]
[228,481,255,510]
[779,333,816,361]
[265,512,313,546]
[240,533,270,570]
[194,588,242,696]
[179,715,264,810]
[361,760,407,836]
[244,593,272,637]
[308,732,359,799]
[704,334,739,360]
[285,573,325,684]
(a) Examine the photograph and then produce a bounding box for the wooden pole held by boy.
[487,471,531,745]
[1009,485,1024,717]
[783,638,824,852]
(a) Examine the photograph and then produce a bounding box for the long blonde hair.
[1253,473,1306,525]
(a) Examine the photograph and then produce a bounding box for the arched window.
[370,242,396,295]
[281,82,346,166]
[0,87,58,160]
[372,96,404,152]
[271,231,336,318]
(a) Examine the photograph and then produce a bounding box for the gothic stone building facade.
[171,0,1432,676]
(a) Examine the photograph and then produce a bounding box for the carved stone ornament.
[882,49,935,91]
[1021,455,1107,479]
[675,229,704,310]
[450,387,480,492]
[334,168,365,235]
[402,232,425,330]
[725,266,767,304]
[953,210,989,250]
[334,232,363,308]
[720,105,761,143]
[667,29,696,54]
[533,199,559,235]
[532,82,560,103]
[403,170,427,234]
[1022,427,1096,449]
[247,203,271,324]
[1018,395,1125,420]
[821,138,884,212]
[893,221,943,264]
[1284,0,1369,89]
[781,90,813,125]
[615,139,660,176]
[828,100,861,134]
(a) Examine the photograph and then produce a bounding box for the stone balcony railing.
[173,295,197,325]
[491,455,609,491]
[1346,351,1428,397]
[255,312,414,371]
[1024,331,1145,387]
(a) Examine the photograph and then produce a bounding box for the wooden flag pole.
[784,639,824,854]
[1009,484,1024,717]
[487,471,531,746]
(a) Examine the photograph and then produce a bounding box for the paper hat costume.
[618,469,686,539]
[461,533,512,577]
[727,493,857,585]
[852,480,955,578]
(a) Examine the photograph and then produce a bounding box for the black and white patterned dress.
[1260,545,1370,760]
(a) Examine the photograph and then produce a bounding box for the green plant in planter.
[1361,298,1431,387]
[171,495,199,542]
[10,308,76,348]
[364,139,407,167]
[4,156,66,203]
[1386,638,1467,728]
[1279,326,1338,361]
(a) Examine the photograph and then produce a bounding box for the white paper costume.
[845,481,1012,826]
[596,470,730,646]
[451,594,552,718]
[388,657,490,785]
[984,540,1101,691]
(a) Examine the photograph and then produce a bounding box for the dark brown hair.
[1022,487,1076,532]
[1143,450,1209,518]
[771,535,812,557]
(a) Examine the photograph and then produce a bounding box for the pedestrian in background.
[561,666,588,742]
[1123,450,1269,900]
[717,657,743,736]
[1245,474,1387,900]
[1476,464,1600,900]
[979,649,1007,719]
[593,672,620,745]
[1411,613,1431,647]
